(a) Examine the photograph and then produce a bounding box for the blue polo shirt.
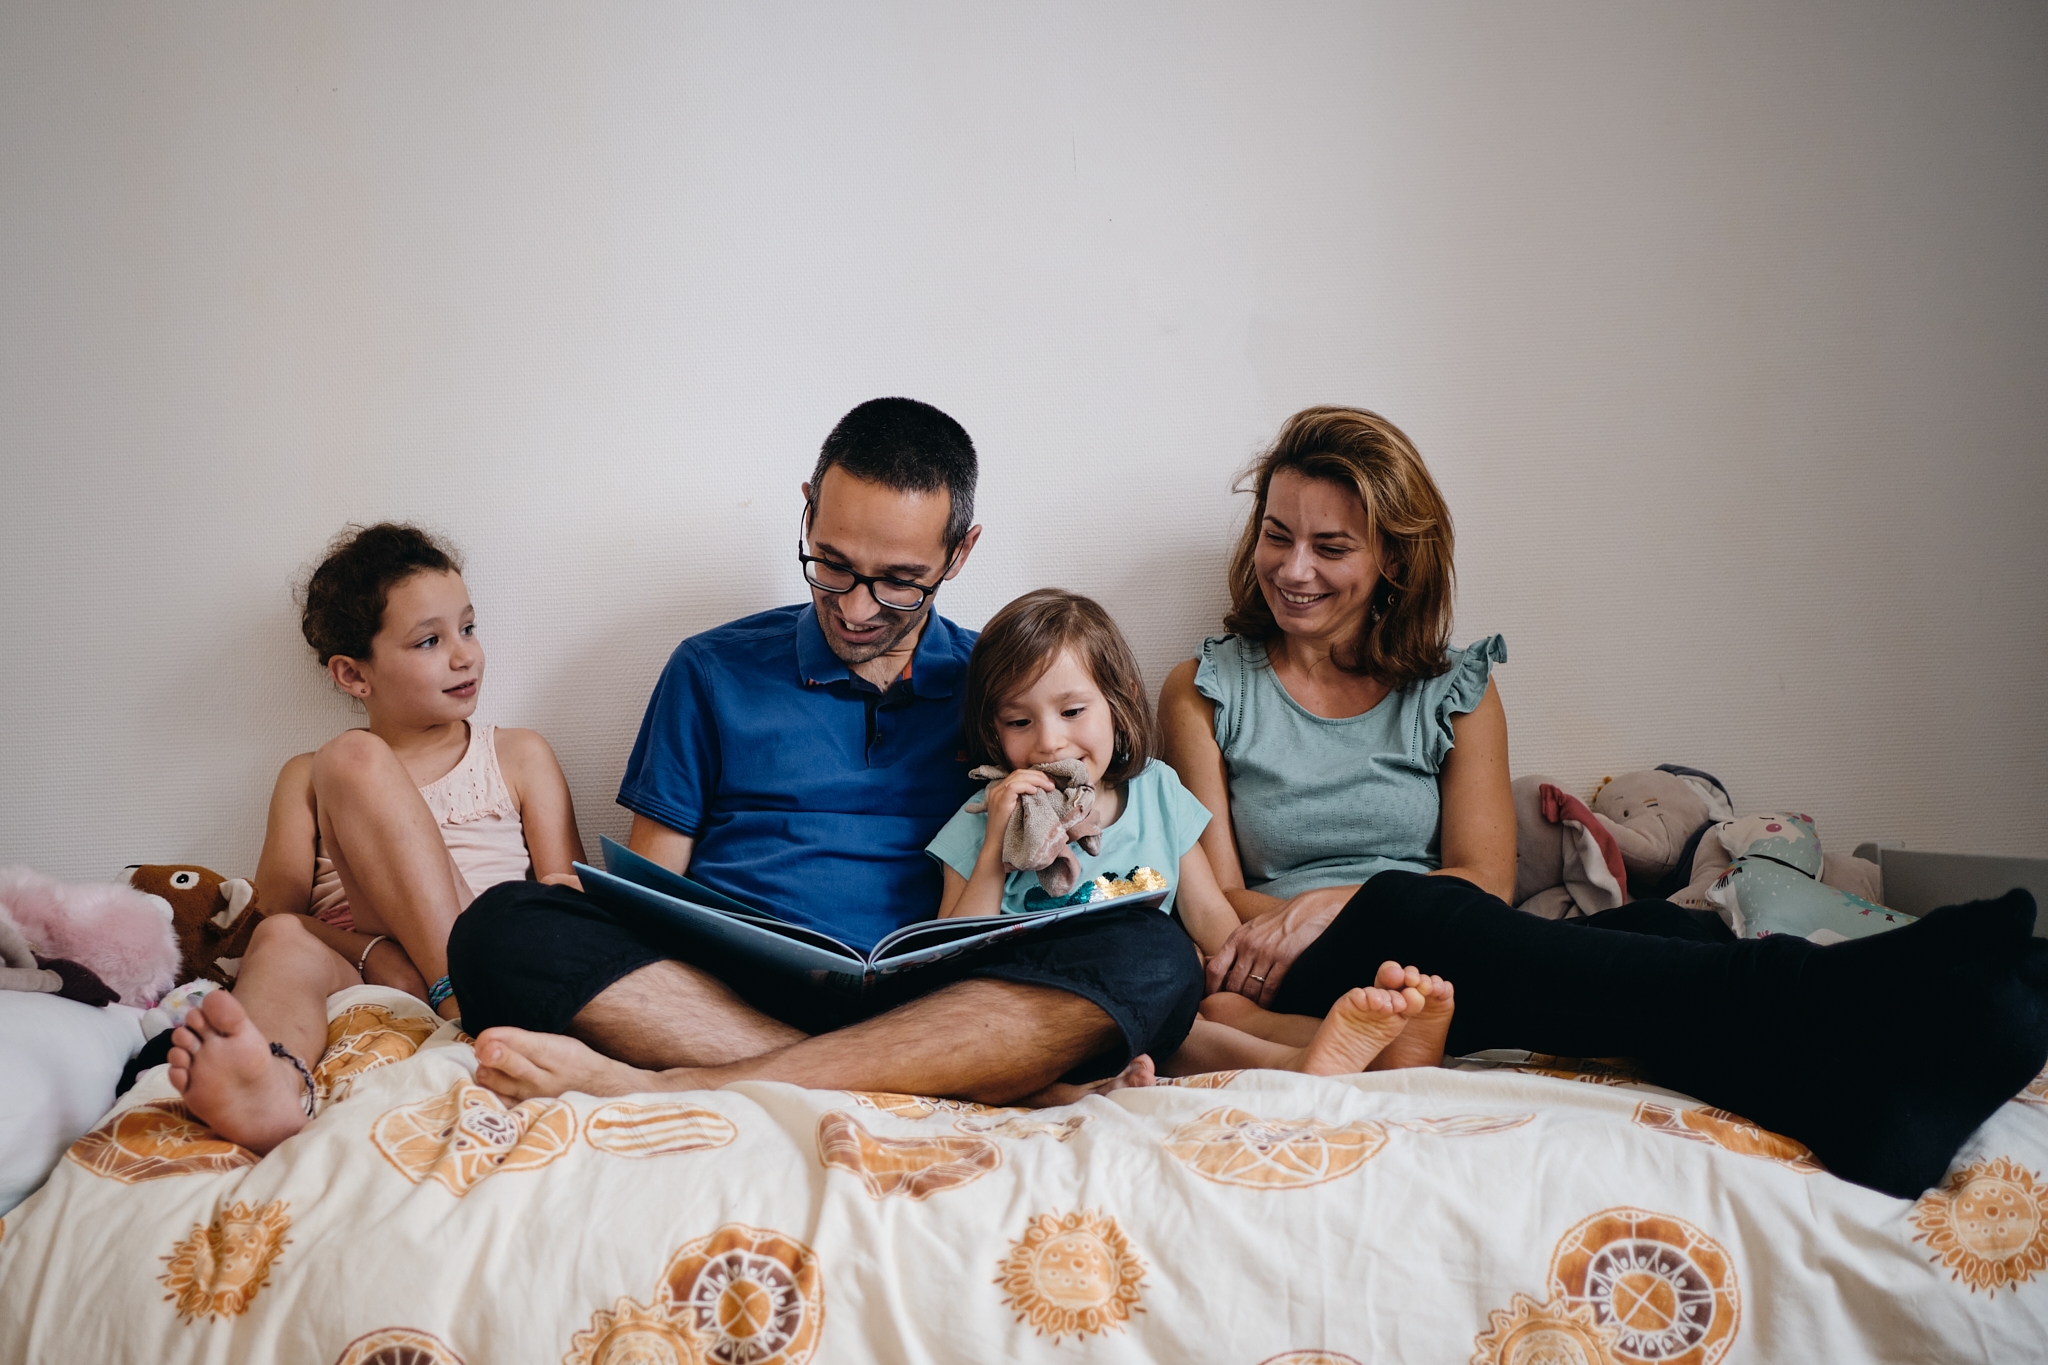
[616,602,979,952]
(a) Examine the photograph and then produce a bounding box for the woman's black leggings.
[1269,870,2048,1198]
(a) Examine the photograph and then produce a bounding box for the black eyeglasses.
[796,505,959,612]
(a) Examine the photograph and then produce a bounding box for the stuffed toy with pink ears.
[0,865,182,1007]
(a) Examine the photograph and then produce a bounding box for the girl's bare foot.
[1294,986,1415,1075]
[1024,1053,1157,1107]
[473,1027,674,1099]
[1198,992,1318,1047]
[165,990,312,1155]
[1367,961,1455,1069]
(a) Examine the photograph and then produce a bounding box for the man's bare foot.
[1293,986,1415,1076]
[1024,1053,1157,1108]
[1198,993,1318,1047]
[473,1027,678,1100]
[165,990,312,1155]
[1366,961,1455,1070]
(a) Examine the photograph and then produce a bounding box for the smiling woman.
[1159,405,2048,1197]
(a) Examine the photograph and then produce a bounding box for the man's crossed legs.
[448,882,1206,1104]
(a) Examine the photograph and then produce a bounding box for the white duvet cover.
[2,985,2044,1364]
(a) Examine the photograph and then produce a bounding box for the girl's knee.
[312,727,397,783]
[248,912,325,963]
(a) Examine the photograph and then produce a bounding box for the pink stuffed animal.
[0,866,182,1007]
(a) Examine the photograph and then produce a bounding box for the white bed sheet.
[2,985,2044,1364]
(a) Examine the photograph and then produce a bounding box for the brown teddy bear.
[124,864,261,988]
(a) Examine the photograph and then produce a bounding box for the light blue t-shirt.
[1193,633,1506,901]
[925,759,1213,915]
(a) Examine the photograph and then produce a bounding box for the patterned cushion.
[1704,853,1915,943]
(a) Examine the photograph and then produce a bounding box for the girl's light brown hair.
[1223,405,1455,687]
[963,589,1153,786]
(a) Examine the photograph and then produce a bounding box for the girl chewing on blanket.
[167,523,585,1153]
[928,588,1455,1088]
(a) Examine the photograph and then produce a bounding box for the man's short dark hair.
[809,398,977,547]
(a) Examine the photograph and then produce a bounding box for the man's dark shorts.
[448,880,1205,1083]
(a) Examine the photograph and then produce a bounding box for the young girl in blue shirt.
[927,588,1454,1082]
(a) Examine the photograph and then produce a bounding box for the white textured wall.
[3,3,2044,882]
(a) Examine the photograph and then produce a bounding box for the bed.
[3,984,2045,1364]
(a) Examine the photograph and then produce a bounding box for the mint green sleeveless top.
[1192,633,1507,900]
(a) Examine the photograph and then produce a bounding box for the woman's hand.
[540,871,584,892]
[980,767,1055,840]
[1204,883,1358,1006]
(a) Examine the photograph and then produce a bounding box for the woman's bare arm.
[252,753,319,917]
[495,727,587,882]
[1432,679,1515,902]
[1158,660,1282,923]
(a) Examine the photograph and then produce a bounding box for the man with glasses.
[448,398,1202,1105]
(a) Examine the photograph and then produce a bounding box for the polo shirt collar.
[794,601,964,698]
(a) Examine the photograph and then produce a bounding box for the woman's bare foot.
[1366,962,1455,1070]
[1198,992,1318,1047]
[165,990,312,1155]
[473,1027,676,1100]
[1024,1053,1157,1108]
[1293,986,1415,1075]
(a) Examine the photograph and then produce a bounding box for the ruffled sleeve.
[1192,635,1248,753]
[1422,634,1507,771]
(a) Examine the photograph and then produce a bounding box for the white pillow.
[0,993,147,1215]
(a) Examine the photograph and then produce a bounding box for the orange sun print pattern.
[159,1199,291,1321]
[69,1101,257,1183]
[816,1111,1001,1200]
[1909,1156,2048,1294]
[584,1100,738,1158]
[1164,1108,1388,1189]
[371,1081,575,1194]
[995,1208,1146,1343]
[1547,1209,1739,1365]
[566,1223,824,1365]
[333,1326,467,1364]
[1630,1103,1823,1173]
[1470,1292,1623,1365]
[315,1003,440,1104]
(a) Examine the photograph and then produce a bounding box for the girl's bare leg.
[1166,987,1421,1077]
[1160,1018,1298,1074]
[1198,992,1319,1047]
[313,729,467,1018]
[167,914,359,1153]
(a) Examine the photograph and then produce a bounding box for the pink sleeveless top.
[310,723,532,930]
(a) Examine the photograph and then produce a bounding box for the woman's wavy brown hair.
[1222,406,1455,686]
[963,589,1153,786]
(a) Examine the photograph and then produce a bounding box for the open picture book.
[573,836,1169,996]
